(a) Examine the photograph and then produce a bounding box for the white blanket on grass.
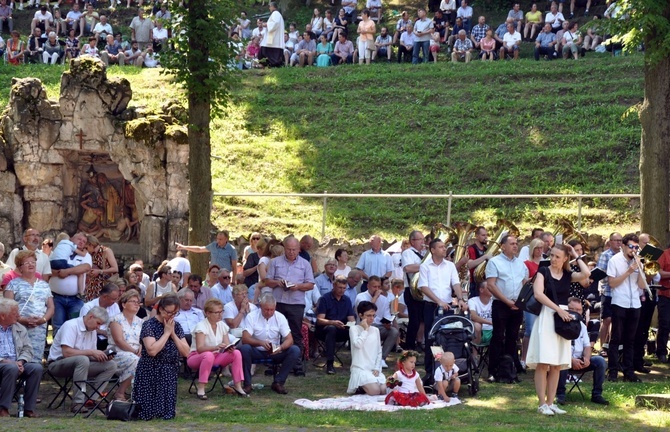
[294,394,460,411]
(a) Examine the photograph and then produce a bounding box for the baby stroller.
[427,314,479,396]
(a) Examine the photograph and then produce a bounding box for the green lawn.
[3,349,669,431]
[0,49,645,241]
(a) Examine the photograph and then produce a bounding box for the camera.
[106,349,117,357]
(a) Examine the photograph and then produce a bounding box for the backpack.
[497,355,518,383]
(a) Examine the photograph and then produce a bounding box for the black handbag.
[106,400,139,421]
[515,275,542,315]
[548,277,582,340]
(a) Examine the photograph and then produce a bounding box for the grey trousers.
[48,356,117,404]
[373,323,400,361]
[0,362,42,411]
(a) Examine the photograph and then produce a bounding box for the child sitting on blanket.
[385,350,437,407]
[434,351,461,402]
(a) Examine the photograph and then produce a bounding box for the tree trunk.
[639,56,670,246]
[187,0,212,277]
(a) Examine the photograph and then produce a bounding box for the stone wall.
[0,57,190,267]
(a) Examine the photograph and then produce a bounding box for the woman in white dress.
[526,244,589,416]
[347,301,385,395]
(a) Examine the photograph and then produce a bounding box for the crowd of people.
[1,221,668,418]
[240,0,628,68]
[0,1,168,66]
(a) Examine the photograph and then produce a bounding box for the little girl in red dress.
[385,350,435,407]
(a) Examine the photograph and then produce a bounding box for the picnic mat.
[294,394,460,411]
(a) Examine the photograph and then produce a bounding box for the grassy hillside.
[0,53,644,242]
[212,54,644,240]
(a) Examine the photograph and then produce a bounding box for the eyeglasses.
[221,276,231,279]
[362,313,377,318]
[627,244,640,250]
[252,237,261,240]
[21,261,37,267]
[208,310,224,314]
[125,300,140,304]
[162,308,178,317]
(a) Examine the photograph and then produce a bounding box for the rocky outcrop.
[0,57,189,267]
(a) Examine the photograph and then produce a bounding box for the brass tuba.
[640,234,662,276]
[409,223,454,301]
[554,218,589,252]
[473,219,520,284]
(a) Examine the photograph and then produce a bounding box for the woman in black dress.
[133,294,190,420]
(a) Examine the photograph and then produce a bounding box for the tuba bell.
[554,218,589,252]
[473,219,520,284]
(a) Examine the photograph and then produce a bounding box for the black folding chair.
[72,376,119,418]
[188,366,226,394]
[566,369,590,400]
[45,369,73,410]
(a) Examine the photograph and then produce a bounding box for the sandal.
[196,393,208,400]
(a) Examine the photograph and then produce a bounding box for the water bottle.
[18,394,24,418]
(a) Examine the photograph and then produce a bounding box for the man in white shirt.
[31,5,52,35]
[151,20,169,52]
[545,4,565,33]
[174,288,204,346]
[65,3,82,35]
[211,269,233,304]
[223,285,257,331]
[7,228,51,279]
[79,283,121,350]
[259,2,284,67]
[398,23,415,63]
[606,233,645,383]
[355,276,399,368]
[419,238,466,382]
[402,230,425,350]
[93,14,112,42]
[167,251,191,289]
[555,297,609,405]
[239,294,300,395]
[47,307,117,414]
[499,22,521,60]
[367,0,382,22]
[49,232,92,335]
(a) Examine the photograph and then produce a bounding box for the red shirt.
[657,248,670,298]
[524,260,539,279]
[467,244,486,278]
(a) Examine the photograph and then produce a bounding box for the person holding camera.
[47,307,118,414]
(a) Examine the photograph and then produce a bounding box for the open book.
[219,339,240,353]
[271,343,281,353]
[283,280,296,291]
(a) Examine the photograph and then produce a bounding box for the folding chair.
[253,357,279,379]
[72,376,119,418]
[313,338,348,367]
[12,376,26,402]
[566,369,589,400]
[188,366,226,395]
[45,369,73,410]
[472,342,490,379]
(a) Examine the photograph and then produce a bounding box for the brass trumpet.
[473,219,520,283]
[634,252,655,301]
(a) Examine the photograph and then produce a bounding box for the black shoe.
[644,360,653,367]
[623,374,642,383]
[657,354,668,363]
[591,395,610,405]
[326,363,335,375]
[264,367,274,376]
[607,373,618,382]
[556,396,566,406]
[294,369,306,377]
[634,366,651,374]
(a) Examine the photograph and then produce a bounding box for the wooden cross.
[76,129,86,149]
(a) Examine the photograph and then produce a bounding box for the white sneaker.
[381,360,388,368]
[538,404,554,416]
[549,404,567,415]
[18,3,23,9]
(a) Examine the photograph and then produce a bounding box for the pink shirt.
[480,37,495,51]
[357,19,375,42]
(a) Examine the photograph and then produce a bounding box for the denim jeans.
[557,355,607,398]
[412,40,430,64]
[239,344,301,386]
[52,293,83,336]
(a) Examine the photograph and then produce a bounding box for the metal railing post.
[577,192,583,232]
[446,191,453,226]
[322,191,327,239]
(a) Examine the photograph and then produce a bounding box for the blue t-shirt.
[206,242,237,271]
